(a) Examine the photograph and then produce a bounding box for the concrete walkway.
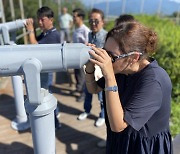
[0,75,106,154]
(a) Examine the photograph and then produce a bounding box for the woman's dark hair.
[89,8,105,20]
[37,6,54,18]
[106,21,158,56]
[73,8,85,20]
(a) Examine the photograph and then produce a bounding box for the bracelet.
[85,69,95,74]
[86,80,96,84]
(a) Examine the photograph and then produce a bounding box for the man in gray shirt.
[77,8,107,127]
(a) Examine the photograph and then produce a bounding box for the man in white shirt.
[72,8,90,102]
[59,7,73,43]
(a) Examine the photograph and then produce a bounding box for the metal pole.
[91,0,94,9]
[0,0,6,22]
[122,0,126,14]
[39,0,42,8]
[25,88,57,154]
[57,0,61,15]
[106,0,109,18]
[11,76,30,131]
[0,34,3,45]
[176,4,180,24]
[157,0,163,17]
[9,0,15,21]
[140,0,145,14]
[19,0,28,44]
[9,0,16,41]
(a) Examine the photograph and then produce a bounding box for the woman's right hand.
[85,43,96,73]
[88,46,114,78]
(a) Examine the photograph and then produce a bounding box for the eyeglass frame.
[89,19,100,25]
[103,48,143,63]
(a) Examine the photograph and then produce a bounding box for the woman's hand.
[85,43,96,73]
[89,46,114,78]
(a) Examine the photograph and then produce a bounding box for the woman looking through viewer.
[85,21,173,153]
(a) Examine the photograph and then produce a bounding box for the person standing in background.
[25,6,61,130]
[115,14,135,27]
[59,7,73,43]
[77,8,107,128]
[72,8,90,102]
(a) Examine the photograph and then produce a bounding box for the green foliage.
[104,19,115,31]
[171,99,180,136]
[133,15,180,136]
[171,11,180,18]
[135,15,180,101]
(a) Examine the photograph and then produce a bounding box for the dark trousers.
[84,85,104,118]
[74,68,85,92]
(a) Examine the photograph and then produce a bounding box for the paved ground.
[0,73,106,154]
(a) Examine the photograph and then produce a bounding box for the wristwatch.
[104,86,118,92]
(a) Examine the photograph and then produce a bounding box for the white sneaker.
[77,112,89,120]
[95,117,105,127]
[56,113,61,118]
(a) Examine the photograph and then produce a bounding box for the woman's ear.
[132,52,141,63]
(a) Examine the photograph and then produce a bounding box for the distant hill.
[81,0,180,16]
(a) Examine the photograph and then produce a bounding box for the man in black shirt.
[25,6,61,130]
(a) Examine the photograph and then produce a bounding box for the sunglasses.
[103,48,143,63]
[89,19,100,25]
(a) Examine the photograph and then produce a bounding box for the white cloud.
[170,0,180,3]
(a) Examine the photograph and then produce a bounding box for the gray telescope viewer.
[0,19,30,131]
[0,19,26,45]
[0,42,91,154]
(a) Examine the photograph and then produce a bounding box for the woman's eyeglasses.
[103,48,143,63]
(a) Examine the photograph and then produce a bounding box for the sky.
[80,0,180,15]
[80,0,118,5]
[81,0,180,5]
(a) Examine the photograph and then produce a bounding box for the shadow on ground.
[56,123,106,154]
[0,142,33,154]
